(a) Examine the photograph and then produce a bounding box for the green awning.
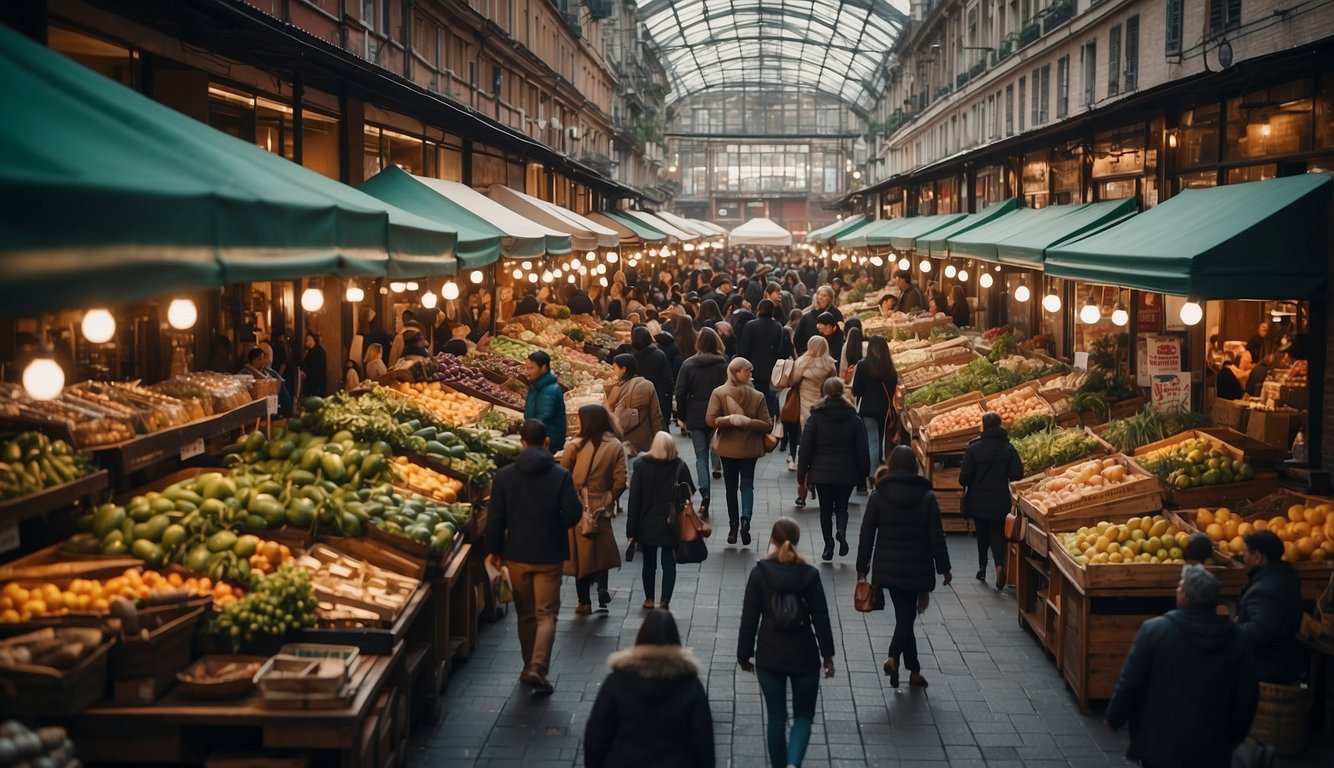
[945,208,1048,262]
[993,198,1139,266]
[603,211,670,242]
[0,24,456,315]
[885,213,971,250]
[806,214,865,243]
[839,216,922,249]
[920,198,1022,256]
[1045,173,1332,299]
[359,167,502,269]
[831,218,879,248]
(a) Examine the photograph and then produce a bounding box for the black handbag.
[674,536,708,565]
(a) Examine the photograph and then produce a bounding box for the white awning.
[729,217,793,247]
[654,210,713,238]
[412,177,572,256]
[487,185,619,251]
[621,209,698,241]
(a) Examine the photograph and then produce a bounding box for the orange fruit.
[1296,537,1317,558]
[1287,505,1306,523]
[1206,523,1225,541]
[1252,519,1269,532]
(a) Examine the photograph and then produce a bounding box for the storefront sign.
[1151,372,1191,412]
[1136,293,1163,332]
[1137,334,1182,386]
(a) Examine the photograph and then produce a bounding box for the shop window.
[47,25,135,86]
[437,146,464,182]
[1178,170,1218,189]
[382,128,426,174]
[1165,0,1183,56]
[1225,80,1314,161]
[1050,146,1081,205]
[1179,103,1220,168]
[1022,152,1048,207]
[1226,165,1276,184]
[1092,127,1146,178]
[209,84,258,144]
[363,128,384,179]
[301,111,341,180]
[1098,179,1138,200]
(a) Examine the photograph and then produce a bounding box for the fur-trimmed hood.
[607,644,701,679]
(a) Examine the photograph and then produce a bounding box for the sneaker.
[794,497,806,508]
[786,457,797,471]
[740,519,751,546]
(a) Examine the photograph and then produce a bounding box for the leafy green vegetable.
[904,357,1071,408]
[1098,407,1213,454]
[1011,427,1104,475]
[1009,414,1055,439]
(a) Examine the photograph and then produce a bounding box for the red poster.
[1137,293,1163,332]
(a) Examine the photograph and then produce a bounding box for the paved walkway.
[409,432,1333,767]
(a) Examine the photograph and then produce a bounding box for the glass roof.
[638,0,908,111]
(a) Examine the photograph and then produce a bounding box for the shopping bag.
[674,536,708,565]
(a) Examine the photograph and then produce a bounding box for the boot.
[740,519,751,546]
[837,530,849,557]
[698,497,710,520]
[821,540,834,562]
[727,523,738,545]
[995,564,1007,590]
[976,567,987,582]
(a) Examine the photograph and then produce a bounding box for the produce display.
[1098,407,1213,454]
[466,351,526,380]
[926,403,984,439]
[900,361,966,389]
[1040,370,1090,393]
[392,455,464,502]
[152,372,255,413]
[1011,427,1105,475]
[0,569,245,623]
[298,545,420,622]
[431,358,526,410]
[0,432,95,500]
[1019,457,1140,513]
[1058,515,1193,566]
[486,335,540,362]
[207,562,317,650]
[1194,503,1333,562]
[0,721,77,767]
[986,387,1053,427]
[0,384,136,447]
[1009,414,1056,439]
[0,626,104,671]
[905,357,1070,408]
[1284,359,1308,387]
[1137,436,1255,490]
[388,382,488,426]
[476,409,522,434]
[892,348,931,370]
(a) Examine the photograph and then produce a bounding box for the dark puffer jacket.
[633,344,675,423]
[958,425,1024,521]
[797,396,870,487]
[737,316,789,389]
[1236,561,1307,683]
[737,560,835,675]
[485,448,582,564]
[851,364,896,418]
[1106,606,1258,768]
[674,353,728,430]
[626,457,695,547]
[855,472,950,591]
[585,644,714,768]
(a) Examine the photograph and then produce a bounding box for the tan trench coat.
[560,434,628,579]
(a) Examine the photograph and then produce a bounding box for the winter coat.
[607,376,665,454]
[950,299,971,328]
[728,309,756,341]
[1106,606,1258,768]
[485,447,582,564]
[585,644,714,768]
[568,291,595,315]
[897,284,925,314]
[958,425,1024,522]
[820,329,845,369]
[737,560,836,676]
[633,345,675,422]
[851,363,896,418]
[792,353,837,425]
[523,370,567,451]
[737,317,789,391]
[793,305,843,354]
[797,396,870,487]
[674,353,728,430]
[1236,561,1307,683]
[626,457,694,548]
[560,435,628,579]
[705,382,771,460]
[656,334,684,383]
[299,346,328,398]
[855,472,951,592]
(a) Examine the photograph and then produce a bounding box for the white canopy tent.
[728,217,793,247]
[487,185,619,251]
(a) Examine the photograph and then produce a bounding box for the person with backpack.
[738,518,835,768]
[855,445,952,688]
[958,411,1024,589]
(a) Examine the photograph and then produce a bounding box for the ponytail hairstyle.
[765,517,807,565]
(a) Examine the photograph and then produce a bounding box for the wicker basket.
[1249,681,1311,757]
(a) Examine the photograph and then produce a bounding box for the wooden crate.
[1134,429,1281,508]
[982,381,1056,429]
[1013,455,1162,532]
[1236,491,1334,600]
[941,514,974,534]
[1060,593,1156,712]
[908,391,984,434]
[934,489,963,515]
[1049,531,1237,594]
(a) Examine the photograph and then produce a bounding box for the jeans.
[640,544,677,604]
[886,586,921,673]
[785,420,802,460]
[814,484,853,545]
[756,668,820,768]
[974,517,1007,571]
[507,561,563,676]
[720,456,757,525]
[862,415,885,469]
[690,428,714,499]
[574,570,609,605]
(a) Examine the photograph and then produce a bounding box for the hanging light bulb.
[1179,298,1203,326]
[541,270,554,283]
[648,248,659,257]
[979,272,994,288]
[521,261,532,271]
[301,286,325,312]
[870,255,884,266]
[607,252,619,263]
[420,290,438,309]
[81,308,116,344]
[919,259,932,273]
[995,265,1003,271]
[406,281,419,292]
[470,270,484,284]
[1014,282,1031,303]
[1079,296,1101,324]
[898,257,911,271]
[596,264,607,275]
[23,356,64,401]
[567,274,576,283]
[552,269,563,280]
[599,276,609,287]
[167,298,198,330]
[511,267,523,280]
[345,283,365,303]
[958,269,969,282]
[585,251,597,261]
[1042,287,1062,313]
[1111,301,1129,326]
[944,264,957,279]
[527,272,538,283]
[389,281,406,293]
[442,281,460,300]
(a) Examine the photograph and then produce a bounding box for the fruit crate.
[1235,490,1334,599]
[109,602,207,700]
[1132,429,1279,508]
[982,381,1057,429]
[916,394,986,453]
[0,635,112,715]
[1048,525,1235,594]
[1012,455,1162,532]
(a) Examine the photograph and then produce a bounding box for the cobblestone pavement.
[409,432,1334,767]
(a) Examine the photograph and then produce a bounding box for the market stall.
[727,217,793,248]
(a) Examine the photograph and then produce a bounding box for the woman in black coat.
[855,445,952,688]
[298,331,328,399]
[673,328,728,511]
[797,378,870,562]
[586,610,714,768]
[738,518,835,768]
[958,412,1024,589]
[626,432,695,611]
[851,336,899,481]
[737,299,791,418]
[632,325,675,424]
[656,332,684,383]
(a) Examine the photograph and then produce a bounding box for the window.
[1165,0,1183,55]
[1108,25,1121,97]
[1082,43,1096,108]
[1056,58,1068,120]
[1031,67,1041,126]
[1209,0,1242,36]
[1019,76,1026,131]
[1006,84,1015,135]
[1124,16,1139,91]
[1040,66,1050,123]
[363,0,376,31]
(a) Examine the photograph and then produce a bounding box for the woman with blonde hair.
[738,518,835,768]
[362,343,388,382]
[560,404,628,615]
[789,335,836,507]
[706,357,772,547]
[626,431,695,611]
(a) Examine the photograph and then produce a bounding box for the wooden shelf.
[0,470,108,526]
[91,399,268,475]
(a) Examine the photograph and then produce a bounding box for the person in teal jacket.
[524,350,567,451]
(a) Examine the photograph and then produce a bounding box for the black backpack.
[757,563,811,632]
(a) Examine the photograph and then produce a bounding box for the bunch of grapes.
[211,562,317,650]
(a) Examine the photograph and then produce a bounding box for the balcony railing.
[1042,0,1074,34]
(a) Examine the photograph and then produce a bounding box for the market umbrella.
[0,24,457,315]
[404,178,571,258]
[729,217,793,247]
[807,214,867,244]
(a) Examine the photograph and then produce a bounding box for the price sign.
[1151,372,1191,412]
[267,394,279,416]
[180,438,205,461]
[0,521,19,554]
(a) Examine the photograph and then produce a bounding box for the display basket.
[0,635,111,716]
[1012,454,1162,532]
[176,655,266,700]
[1133,429,1280,508]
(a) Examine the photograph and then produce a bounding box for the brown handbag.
[1004,510,1023,542]
[780,388,801,423]
[675,482,712,542]
[854,579,875,612]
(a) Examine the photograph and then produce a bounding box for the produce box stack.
[1132,430,1276,509]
